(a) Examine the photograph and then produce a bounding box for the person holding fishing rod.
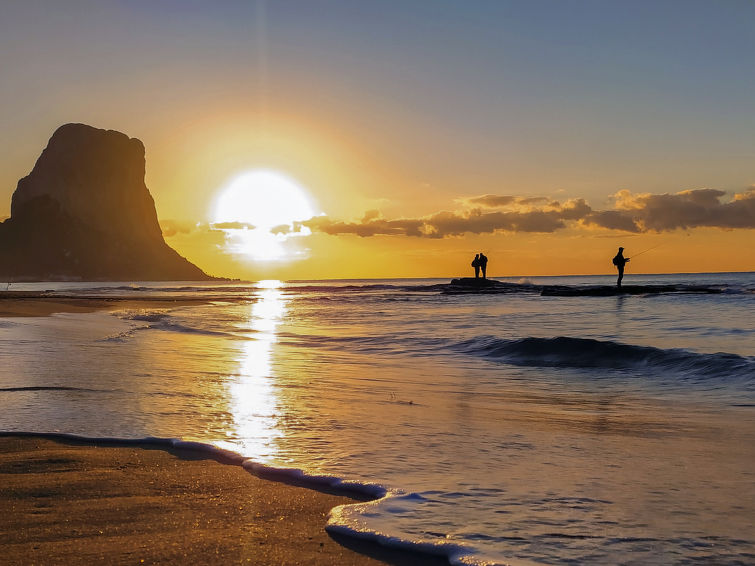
[613,244,661,288]
[612,247,630,288]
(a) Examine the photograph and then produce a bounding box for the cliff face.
[0,123,213,281]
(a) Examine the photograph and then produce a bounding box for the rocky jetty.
[444,277,524,294]
[0,123,213,281]
[540,284,722,296]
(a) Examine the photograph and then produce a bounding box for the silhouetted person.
[612,247,630,288]
[479,252,488,279]
[471,254,480,278]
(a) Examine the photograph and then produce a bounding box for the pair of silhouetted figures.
[612,247,630,288]
[471,252,488,279]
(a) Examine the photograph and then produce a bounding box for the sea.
[1,272,754,565]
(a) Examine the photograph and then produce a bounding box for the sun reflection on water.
[221,280,287,461]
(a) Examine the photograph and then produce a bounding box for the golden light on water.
[225,280,287,460]
[212,170,316,262]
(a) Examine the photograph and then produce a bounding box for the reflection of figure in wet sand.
[612,247,630,288]
[479,252,488,279]
[471,254,480,278]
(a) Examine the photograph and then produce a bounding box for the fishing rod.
[629,244,662,259]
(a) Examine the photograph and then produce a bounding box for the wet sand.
[0,292,216,317]
[0,435,447,565]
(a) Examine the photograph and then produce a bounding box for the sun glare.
[213,170,316,261]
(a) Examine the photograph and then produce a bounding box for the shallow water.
[1,273,754,565]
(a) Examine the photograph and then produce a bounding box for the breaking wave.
[106,311,238,339]
[453,335,755,382]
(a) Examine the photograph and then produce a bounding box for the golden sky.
[1,1,753,279]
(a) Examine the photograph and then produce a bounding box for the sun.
[212,170,317,261]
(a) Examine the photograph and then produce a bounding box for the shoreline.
[0,293,235,317]
[0,433,449,565]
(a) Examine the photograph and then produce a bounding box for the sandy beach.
[0,292,219,318]
[0,435,447,565]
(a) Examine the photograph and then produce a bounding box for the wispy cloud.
[160,220,201,237]
[161,220,262,237]
[465,194,551,208]
[211,221,256,231]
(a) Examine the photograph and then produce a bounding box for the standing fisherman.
[612,247,630,288]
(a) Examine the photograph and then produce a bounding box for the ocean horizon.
[2,272,754,565]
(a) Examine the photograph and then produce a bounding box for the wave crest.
[453,336,755,380]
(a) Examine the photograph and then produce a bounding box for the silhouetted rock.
[0,123,214,281]
[444,278,521,294]
[540,285,722,296]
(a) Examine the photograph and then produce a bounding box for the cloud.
[582,210,641,232]
[270,224,292,235]
[733,186,755,201]
[161,220,245,238]
[466,194,517,207]
[583,188,755,232]
[427,209,560,237]
[300,199,592,238]
[464,194,552,208]
[426,199,591,237]
[160,220,200,237]
[518,196,551,206]
[299,187,754,239]
[211,221,256,231]
[300,215,425,237]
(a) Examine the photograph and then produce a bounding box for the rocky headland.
[0,123,214,281]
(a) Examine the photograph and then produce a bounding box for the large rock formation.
[0,123,214,281]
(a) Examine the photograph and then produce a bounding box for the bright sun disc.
[213,170,316,261]
[214,170,314,230]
